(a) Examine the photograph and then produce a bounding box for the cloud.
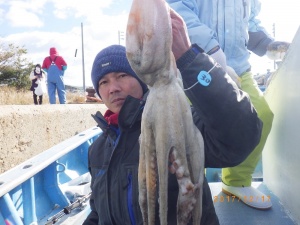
[4,0,45,28]
[0,0,133,88]
[6,9,43,28]
[2,0,299,87]
[50,0,115,19]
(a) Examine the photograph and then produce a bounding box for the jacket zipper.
[129,99,145,128]
[127,172,136,225]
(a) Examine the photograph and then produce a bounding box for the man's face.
[98,72,143,113]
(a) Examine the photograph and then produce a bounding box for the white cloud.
[5,0,45,28]
[2,0,296,87]
[51,0,115,19]
[0,0,132,88]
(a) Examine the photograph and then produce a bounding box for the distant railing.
[0,126,101,225]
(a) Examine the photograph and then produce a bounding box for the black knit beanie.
[91,45,148,98]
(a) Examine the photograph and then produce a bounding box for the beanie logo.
[101,62,111,67]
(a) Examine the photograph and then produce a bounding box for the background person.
[166,0,290,209]
[29,64,45,105]
[42,47,67,104]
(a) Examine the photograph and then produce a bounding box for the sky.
[0,0,299,88]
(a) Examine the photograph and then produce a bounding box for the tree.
[0,43,33,90]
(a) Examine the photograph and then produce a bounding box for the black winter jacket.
[83,44,262,225]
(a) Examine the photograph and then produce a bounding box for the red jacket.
[42,47,67,70]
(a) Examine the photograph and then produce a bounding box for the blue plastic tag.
[197,71,211,86]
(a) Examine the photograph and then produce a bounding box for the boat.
[0,127,101,225]
[1,26,300,225]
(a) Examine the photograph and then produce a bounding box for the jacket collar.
[92,93,147,137]
[118,95,146,129]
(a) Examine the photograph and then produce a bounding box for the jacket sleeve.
[59,56,67,67]
[82,194,99,225]
[54,56,68,71]
[166,0,219,52]
[82,147,99,225]
[42,57,49,71]
[177,44,262,168]
[29,70,35,80]
[247,0,274,56]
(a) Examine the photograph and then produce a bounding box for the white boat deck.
[209,182,297,225]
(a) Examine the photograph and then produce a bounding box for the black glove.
[266,41,290,60]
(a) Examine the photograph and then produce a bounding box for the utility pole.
[272,23,276,70]
[118,31,125,45]
[81,22,86,93]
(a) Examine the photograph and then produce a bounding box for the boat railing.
[0,126,101,225]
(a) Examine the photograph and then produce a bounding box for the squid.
[126,0,205,224]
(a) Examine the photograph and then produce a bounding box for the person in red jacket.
[42,47,68,104]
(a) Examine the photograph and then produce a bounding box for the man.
[166,0,290,209]
[83,11,262,225]
[42,47,68,104]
